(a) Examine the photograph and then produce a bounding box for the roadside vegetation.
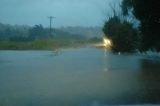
[0,39,90,50]
[103,0,160,53]
[0,23,101,50]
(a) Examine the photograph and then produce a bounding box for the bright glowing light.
[103,38,111,47]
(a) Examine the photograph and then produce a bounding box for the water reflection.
[103,48,108,72]
[139,59,160,104]
[103,49,160,104]
[51,49,62,56]
[0,48,160,105]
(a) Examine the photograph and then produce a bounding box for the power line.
[48,16,55,36]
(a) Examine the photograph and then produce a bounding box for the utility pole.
[48,16,55,36]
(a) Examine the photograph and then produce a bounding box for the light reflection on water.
[0,48,160,106]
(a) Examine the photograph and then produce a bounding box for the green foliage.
[0,23,29,41]
[0,23,99,50]
[0,39,88,50]
[122,0,160,52]
[88,37,101,43]
[103,16,141,53]
[0,23,87,42]
[28,24,50,40]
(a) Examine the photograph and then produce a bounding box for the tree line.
[0,23,87,42]
[0,23,50,42]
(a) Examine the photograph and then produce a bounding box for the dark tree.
[103,16,141,53]
[28,24,48,40]
[122,0,160,51]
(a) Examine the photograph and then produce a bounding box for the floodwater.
[0,48,160,106]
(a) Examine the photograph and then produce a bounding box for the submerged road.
[0,48,160,106]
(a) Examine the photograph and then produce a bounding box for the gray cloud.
[0,0,121,27]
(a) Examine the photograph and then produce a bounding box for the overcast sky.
[0,0,121,27]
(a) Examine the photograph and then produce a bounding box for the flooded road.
[0,48,160,106]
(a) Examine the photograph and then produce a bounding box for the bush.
[103,16,141,53]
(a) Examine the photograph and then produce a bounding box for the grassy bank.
[0,39,89,50]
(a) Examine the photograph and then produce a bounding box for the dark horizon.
[0,21,103,28]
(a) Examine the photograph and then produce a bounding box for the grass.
[0,39,90,50]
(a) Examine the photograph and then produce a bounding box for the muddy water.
[0,48,160,106]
